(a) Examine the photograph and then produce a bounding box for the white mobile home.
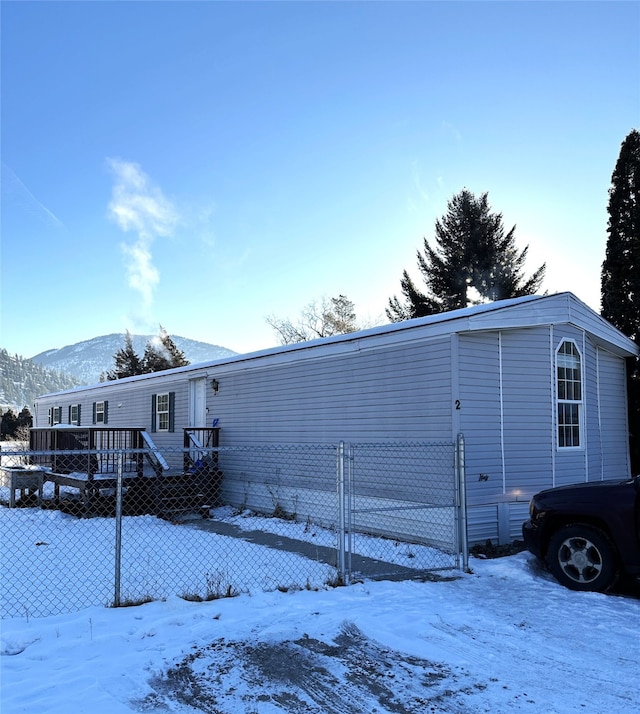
[33,293,638,544]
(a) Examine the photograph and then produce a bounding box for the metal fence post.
[456,433,469,571]
[336,441,346,582]
[346,442,353,578]
[113,450,124,607]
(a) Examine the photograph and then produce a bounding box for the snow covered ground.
[1,506,639,713]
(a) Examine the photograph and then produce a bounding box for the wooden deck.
[27,426,221,517]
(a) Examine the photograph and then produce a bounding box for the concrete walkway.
[186,517,457,582]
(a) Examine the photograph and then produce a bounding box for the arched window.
[556,340,582,448]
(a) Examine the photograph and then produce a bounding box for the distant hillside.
[0,349,81,411]
[30,334,237,386]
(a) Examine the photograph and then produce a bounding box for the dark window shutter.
[151,394,157,432]
[93,403,96,424]
[77,405,81,426]
[169,392,175,432]
[103,401,108,424]
[68,406,72,423]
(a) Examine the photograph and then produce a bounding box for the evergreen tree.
[158,325,189,368]
[104,327,191,379]
[141,327,190,373]
[105,331,143,380]
[601,129,640,341]
[17,406,33,429]
[0,348,79,401]
[1,409,18,439]
[601,128,640,473]
[387,190,546,321]
[141,340,173,373]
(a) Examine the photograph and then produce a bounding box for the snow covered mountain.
[29,333,237,387]
[0,349,81,411]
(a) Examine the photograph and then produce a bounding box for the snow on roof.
[36,292,638,399]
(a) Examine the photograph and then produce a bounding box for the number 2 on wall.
[455,399,461,410]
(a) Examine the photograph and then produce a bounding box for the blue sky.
[1,1,638,359]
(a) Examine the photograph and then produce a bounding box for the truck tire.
[547,524,618,592]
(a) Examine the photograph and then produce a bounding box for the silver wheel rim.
[557,536,604,584]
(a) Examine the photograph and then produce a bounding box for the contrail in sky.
[1,161,66,229]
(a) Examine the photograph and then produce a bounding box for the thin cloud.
[412,160,430,203]
[106,158,177,312]
[190,201,218,248]
[441,121,463,147]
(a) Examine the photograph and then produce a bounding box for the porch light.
[211,379,219,393]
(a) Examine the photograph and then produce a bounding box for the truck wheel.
[547,525,618,592]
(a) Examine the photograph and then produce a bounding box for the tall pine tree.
[387,190,546,321]
[105,330,143,380]
[601,128,640,473]
[158,325,189,368]
[601,129,640,341]
[141,326,190,373]
[141,340,173,373]
[103,327,190,380]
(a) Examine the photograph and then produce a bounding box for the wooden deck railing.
[26,426,222,517]
[29,427,146,477]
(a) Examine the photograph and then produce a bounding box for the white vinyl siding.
[30,293,637,545]
[595,348,632,480]
[458,332,504,506]
[212,338,453,444]
[460,327,554,507]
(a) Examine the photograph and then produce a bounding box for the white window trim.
[156,393,170,432]
[95,401,106,424]
[555,339,584,450]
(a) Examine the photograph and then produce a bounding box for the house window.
[556,340,582,448]
[51,407,62,425]
[69,404,80,425]
[151,392,175,432]
[157,393,170,431]
[94,401,108,424]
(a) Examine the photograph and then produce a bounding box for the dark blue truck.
[522,475,640,592]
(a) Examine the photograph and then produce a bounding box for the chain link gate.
[1,436,467,618]
[337,436,467,581]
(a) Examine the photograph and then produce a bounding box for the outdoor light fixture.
[211,379,219,393]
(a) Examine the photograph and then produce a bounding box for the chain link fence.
[0,436,466,618]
